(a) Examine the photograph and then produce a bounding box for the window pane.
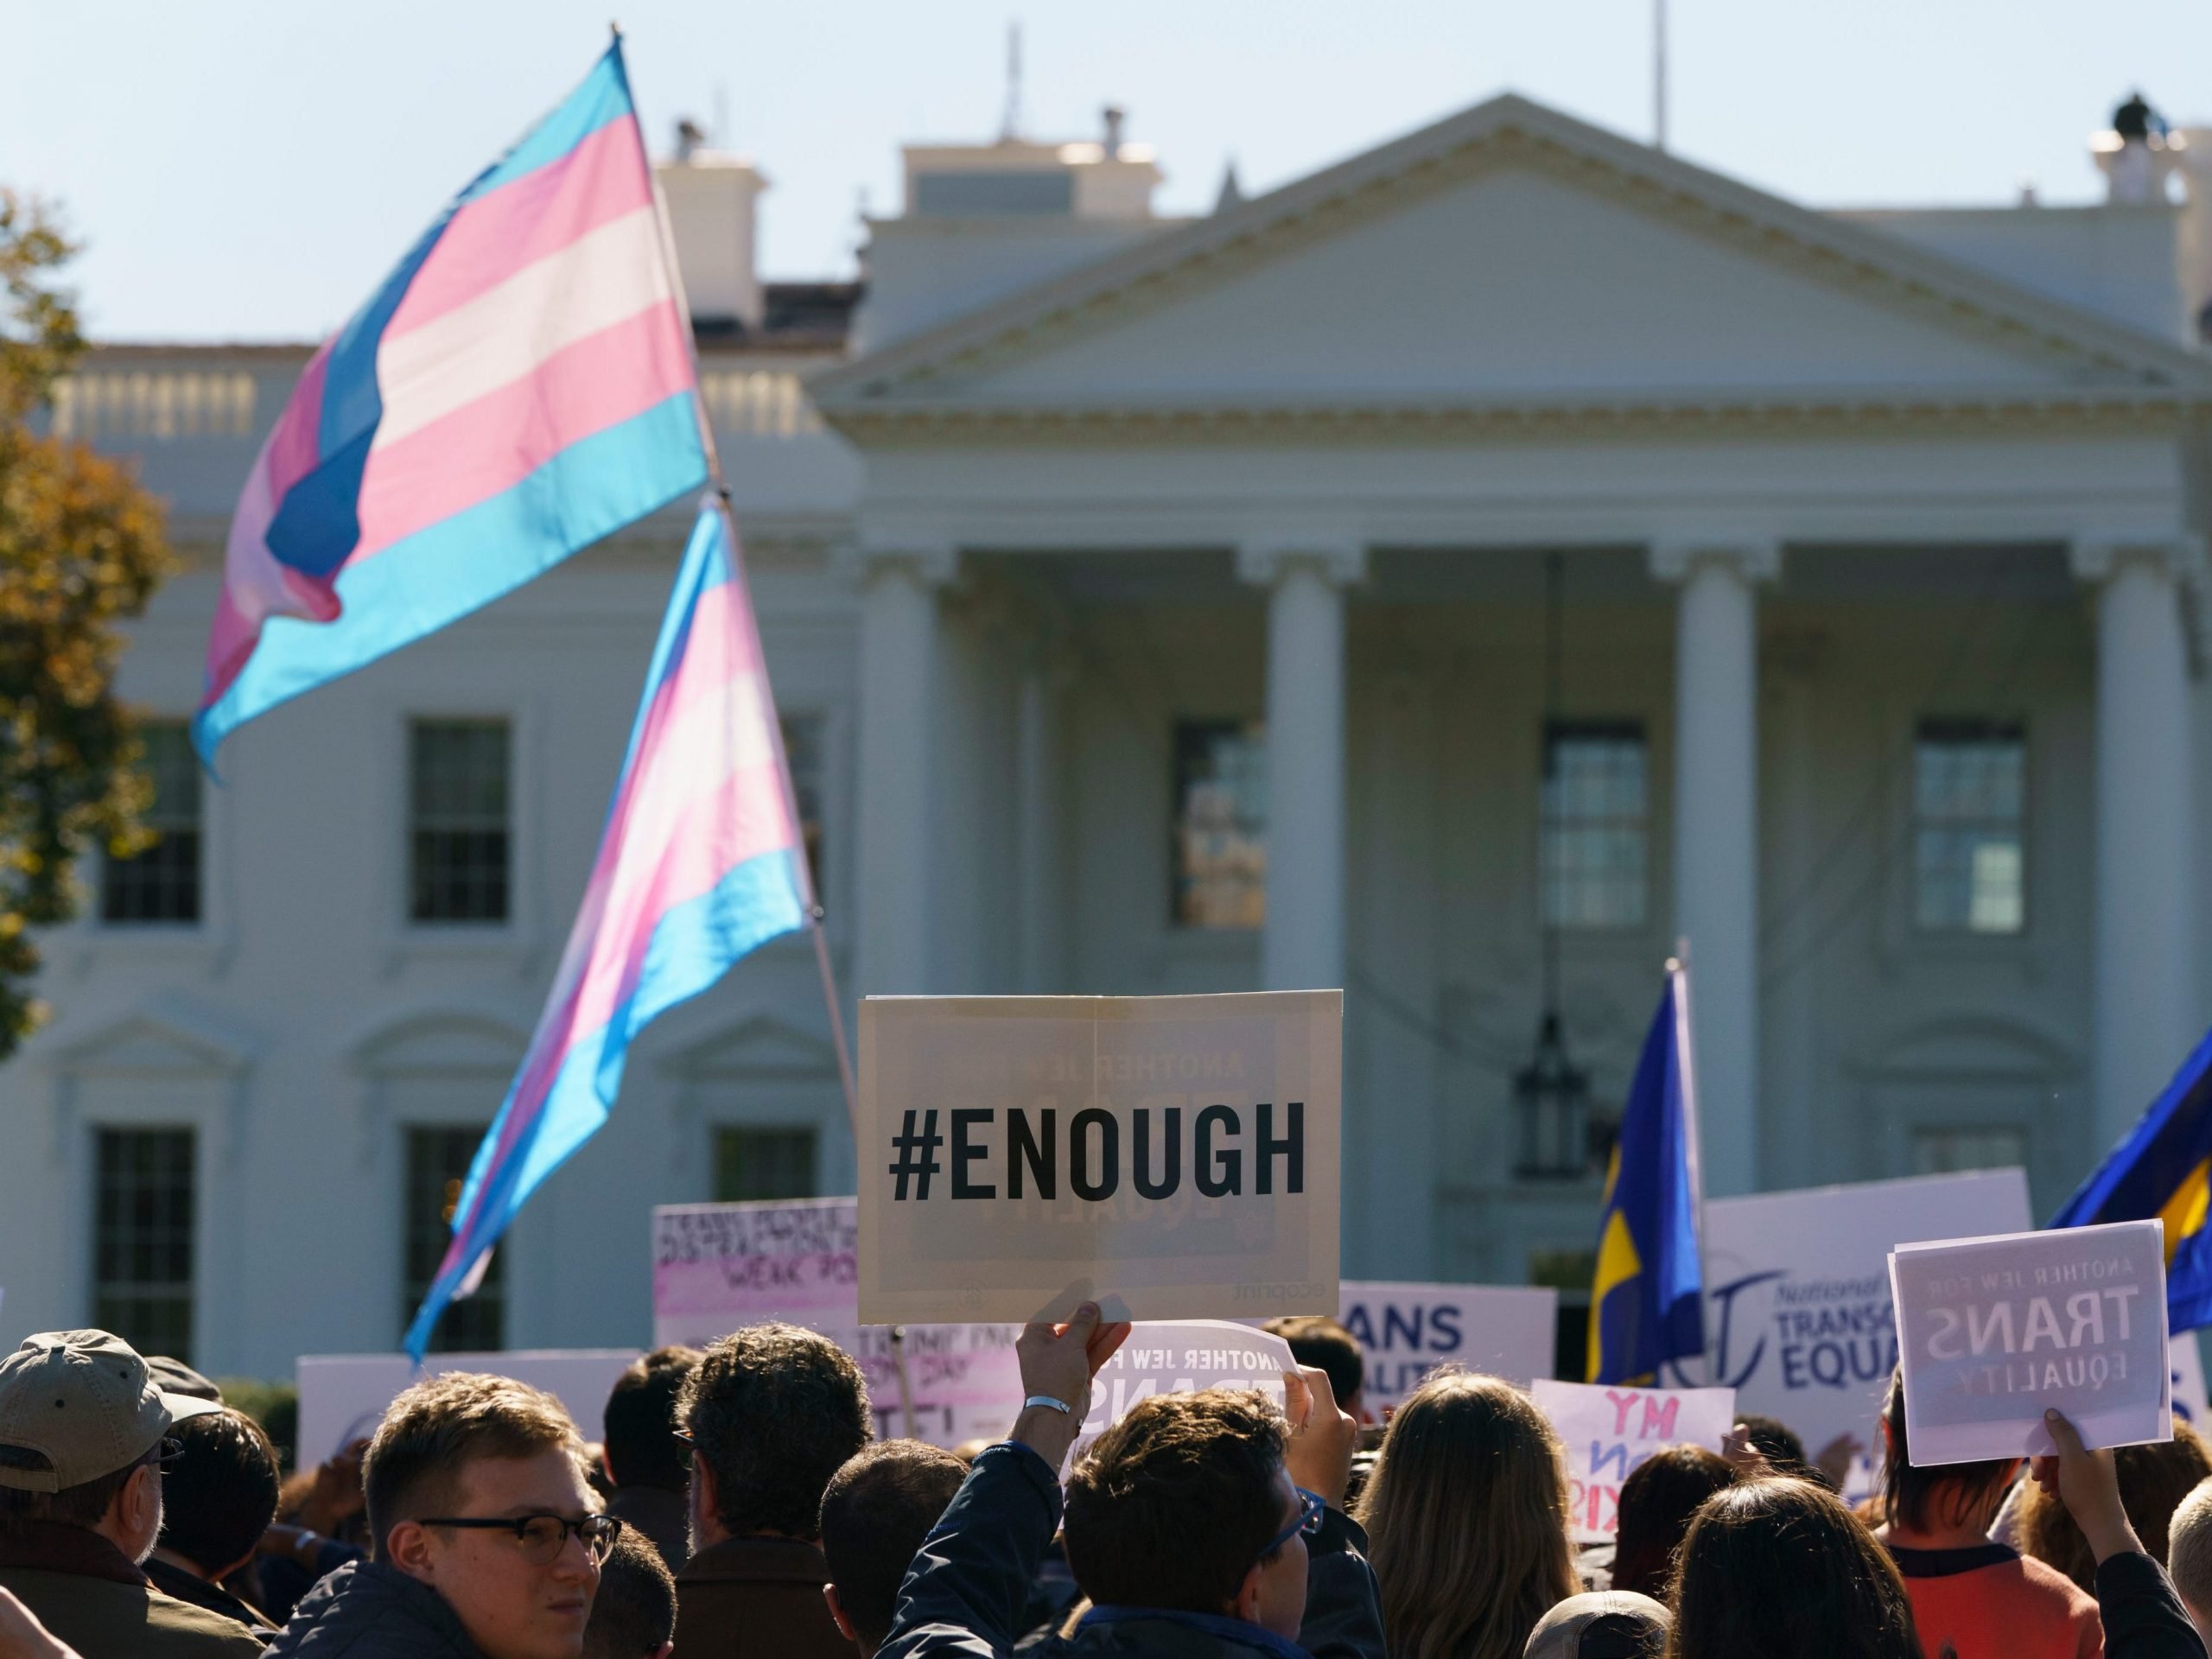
[403,1127,505,1352]
[1541,722,1648,930]
[1913,720,2025,934]
[409,721,512,923]
[780,715,825,894]
[102,723,203,925]
[1910,1126,2028,1177]
[93,1128,195,1363]
[1172,721,1267,930]
[715,1128,820,1202]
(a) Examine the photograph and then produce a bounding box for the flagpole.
[1669,938,1709,1386]
[626,43,864,1147]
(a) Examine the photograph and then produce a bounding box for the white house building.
[10,92,2212,1382]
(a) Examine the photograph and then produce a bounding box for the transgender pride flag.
[406,501,810,1358]
[196,42,706,762]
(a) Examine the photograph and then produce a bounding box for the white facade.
[10,94,2212,1378]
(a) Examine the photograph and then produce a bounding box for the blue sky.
[9,0,2209,341]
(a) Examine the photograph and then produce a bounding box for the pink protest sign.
[1530,1378,1738,1542]
[652,1198,1023,1447]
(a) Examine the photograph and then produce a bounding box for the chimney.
[1102,105,1126,161]
[655,119,767,335]
[2093,90,2183,206]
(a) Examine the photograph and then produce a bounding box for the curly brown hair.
[678,1323,871,1541]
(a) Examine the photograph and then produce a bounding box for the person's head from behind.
[2167,1474,2212,1645]
[678,1323,871,1550]
[582,1527,675,1659]
[1732,1413,1811,1477]
[817,1440,968,1657]
[1879,1369,2017,1540]
[1264,1316,1366,1421]
[1354,1369,1576,1659]
[1610,1445,1733,1600]
[2020,1416,2212,1590]
[1668,1478,1923,1659]
[1063,1389,1307,1640]
[365,1372,607,1659]
[0,1331,212,1567]
[601,1348,700,1496]
[1524,1591,1669,1659]
[155,1406,281,1580]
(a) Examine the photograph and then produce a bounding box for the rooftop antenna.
[1000,20,1024,142]
[1653,0,1669,151]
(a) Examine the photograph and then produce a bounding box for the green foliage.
[0,188,175,1057]
[215,1376,301,1475]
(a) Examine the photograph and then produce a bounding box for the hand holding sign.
[2031,1408,2143,1566]
[1013,1302,1134,1468]
[1284,1365,1359,1509]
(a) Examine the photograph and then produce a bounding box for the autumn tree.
[0,189,174,1058]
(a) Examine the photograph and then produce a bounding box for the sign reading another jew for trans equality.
[1890,1219,2171,1465]
[1530,1378,1738,1542]
[1064,1320,1297,1471]
[857,993,1342,1325]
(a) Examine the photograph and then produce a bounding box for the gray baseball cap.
[1524,1592,1670,1659]
[0,1330,223,1492]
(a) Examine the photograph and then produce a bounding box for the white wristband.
[1023,1394,1072,1415]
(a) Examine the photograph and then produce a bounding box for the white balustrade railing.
[49,371,259,441]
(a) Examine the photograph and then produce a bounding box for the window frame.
[99,721,206,927]
[399,1122,507,1354]
[404,716,516,929]
[1538,718,1652,934]
[1909,715,2030,940]
[90,1126,199,1364]
[712,1124,823,1203]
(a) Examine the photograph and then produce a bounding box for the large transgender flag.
[195,42,706,763]
[406,501,810,1358]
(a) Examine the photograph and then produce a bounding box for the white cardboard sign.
[858,993,1341,1325]
[653,1198,1023,1446]
[296,1350,640,1468]
[1890,1219,2171,1465]
[1531,1378,1737,1542]
[1339,1281,1558,1410]
[1065,1319,1296,1471]
[1696,1169,2033,1459]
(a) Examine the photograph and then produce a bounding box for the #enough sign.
[858,993,1342,1325]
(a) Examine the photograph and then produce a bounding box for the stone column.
[2075,533,2199,1149]
[1238,537,1365,993]
[1015,650,1071,993]
[1651,538,1777,1198]
[854,544,957,999]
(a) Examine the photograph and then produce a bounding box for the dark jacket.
[2094,1550,2209,1659]
[607,1484,691,1572]
[143,1556,276,1637]
[0,1522,265,1659]
[878,1442,1387,1659]
[261,1560,485,1659]
[672,1534,849,1659]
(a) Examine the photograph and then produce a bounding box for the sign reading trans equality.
[858,992,1341,1325]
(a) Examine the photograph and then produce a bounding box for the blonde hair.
[1354,1370,1578,1659]
[2170,1475,2212,1618]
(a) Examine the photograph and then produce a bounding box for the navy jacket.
[259,1560,484,1659]
[2095,1551,2209,1659]
[877,1442,1386,1659]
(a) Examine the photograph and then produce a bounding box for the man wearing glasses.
[264,1371,616,1659]
[0,1330,264,1659]
[877,1304,1383,1659]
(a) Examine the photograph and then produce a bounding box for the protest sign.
[1530,1378,1737,1542]
[653,1198,1022,1446]
[1696,1168,2032,1459]
[858,993,1341,1325]
[1890,1219,2171,1465]
[1340,1281,1557,1410]
[297,1350,639,1468]
[1065,1319,1296,1471]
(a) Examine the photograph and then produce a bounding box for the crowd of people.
[0,1314,2209,1659]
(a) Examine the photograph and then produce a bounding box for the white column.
[1238,537,1365,993]
[2075,534,2199,1150]
[1652,538,1777,1199]
[1015,652,1069,993]
[854,545,957,998]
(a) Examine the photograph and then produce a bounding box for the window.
[1911,1126,2029,1178]
[1173,721,1267,929]
[779,715,825,894]
[93,1128,195,1362]
[1914,719,2025,934]
[715,1127,819,1202]
[409,720,511,923]
[101,722,202,924]
[1528,1249,1598,1382]
[1541,722,1649,930]
[403,1127,505,1352]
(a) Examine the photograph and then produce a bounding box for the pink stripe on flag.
[386,116,657,341]
[265,341,333,500]
[346,298,693,568]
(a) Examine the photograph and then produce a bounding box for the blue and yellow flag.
[1587,963,1707,1384]
[2050,1027,2212,1333]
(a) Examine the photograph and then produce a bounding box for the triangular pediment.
[350,1011,529,1077]
[816,95,2212,431]
[48,1007,255,1076]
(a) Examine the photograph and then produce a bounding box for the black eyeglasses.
[1256,1488,1325,1562]
[151,1439,184,1469]
[417,1513,622,1566]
